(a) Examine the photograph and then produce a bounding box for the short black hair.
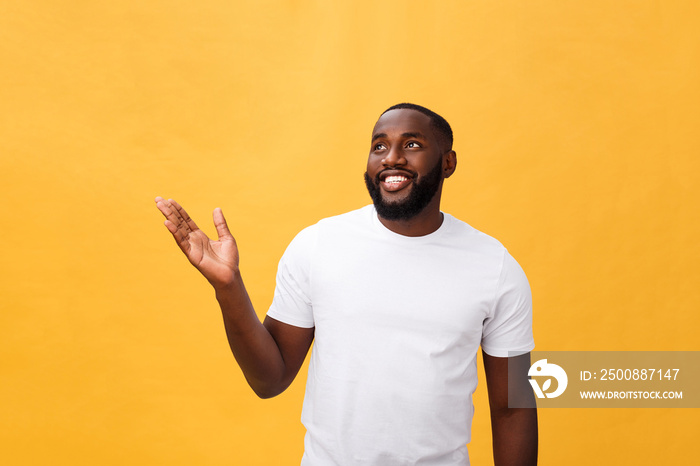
[381,103,453,151]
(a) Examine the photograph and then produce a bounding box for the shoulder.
[313,205,375,239]
[316,205,374,228]
[441,214,531,285]
[286,206,374,249]
[442,213,508,257]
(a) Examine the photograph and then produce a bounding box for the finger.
[164,198,190,233]
[164,219,192,254]
[170,199,200,233]
[157,197,195,237]
[162,216,177,234]
[156,198,193,241]
[213,207,234,241]
[155,196,170,218]
[155,197,179,224]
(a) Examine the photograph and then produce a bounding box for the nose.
[381,146,406,167]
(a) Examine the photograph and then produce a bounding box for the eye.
[374,143,387,151]
[406,141,421,149]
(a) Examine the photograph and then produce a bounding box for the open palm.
[155,197,239,287]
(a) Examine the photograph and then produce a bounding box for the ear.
[442,150,457,178]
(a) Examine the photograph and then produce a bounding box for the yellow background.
[2,1,698,464]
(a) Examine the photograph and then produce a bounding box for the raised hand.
[155,196,315,399]
[155,197,239,288]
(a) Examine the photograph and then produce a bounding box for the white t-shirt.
[267,205,534,466]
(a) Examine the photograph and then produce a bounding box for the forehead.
[372,109,434,139]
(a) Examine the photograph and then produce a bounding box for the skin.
[154,197,314,398]
[155,107,537,464]
[483,351,538,466]
[366,109,456,236]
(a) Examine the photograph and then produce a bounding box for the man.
[155,103,537,465]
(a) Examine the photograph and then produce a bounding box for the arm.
[482,351,538,466]
[155,197,314,398]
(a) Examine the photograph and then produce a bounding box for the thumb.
[212,207,233,240]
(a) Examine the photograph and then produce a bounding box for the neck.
[376,196,444,237]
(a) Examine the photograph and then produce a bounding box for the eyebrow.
[371,131,426,142]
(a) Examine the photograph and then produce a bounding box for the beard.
[364,159,443,221]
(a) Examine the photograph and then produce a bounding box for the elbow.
[253,386,282,399]
[248,377,288,399]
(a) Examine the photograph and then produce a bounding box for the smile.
[380,174,413,192]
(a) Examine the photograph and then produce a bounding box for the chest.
[309,237,501,372]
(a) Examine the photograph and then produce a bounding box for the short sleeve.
[266,225,317,328]
[481,251,534,357]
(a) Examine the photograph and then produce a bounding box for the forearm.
[155,198,305,398]
[214,272,286,398]
[490,407,538,466]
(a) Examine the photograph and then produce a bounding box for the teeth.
[384,176,407,183]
